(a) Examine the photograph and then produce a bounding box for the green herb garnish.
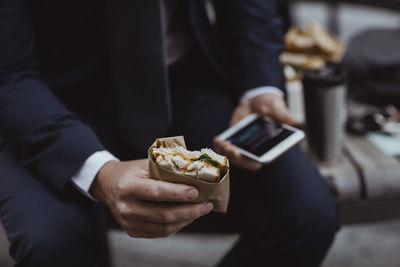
[290,64,303,73]
[191,154,221,168]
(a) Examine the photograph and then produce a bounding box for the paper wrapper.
[148,136,230,213]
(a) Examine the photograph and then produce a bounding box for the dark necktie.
[105,0,171,155]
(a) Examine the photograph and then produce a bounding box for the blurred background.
[284,2,400,267]
[2,1,400,266]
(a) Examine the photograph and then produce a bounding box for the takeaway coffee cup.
[302,63,347,164]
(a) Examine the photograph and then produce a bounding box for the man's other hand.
[90,159,213,238]
[230,92,295,126]
[214,93,295,171]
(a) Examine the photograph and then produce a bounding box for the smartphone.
[218,114,305,163]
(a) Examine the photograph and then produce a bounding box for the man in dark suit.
[0,0,339,266]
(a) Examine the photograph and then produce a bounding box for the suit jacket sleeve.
[0,0,105,191]
[213,0,285,96]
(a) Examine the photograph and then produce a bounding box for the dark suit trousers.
[0,50,339,267]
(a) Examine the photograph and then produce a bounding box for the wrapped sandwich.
[148,136,230,213]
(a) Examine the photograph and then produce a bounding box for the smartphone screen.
[227,117,295,157]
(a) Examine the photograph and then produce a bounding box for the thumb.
[270,101,295,125]
[278,109,295,125]
[252,103,270,117]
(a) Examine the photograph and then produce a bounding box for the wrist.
[89,160,119,203]
[240,86,284,103]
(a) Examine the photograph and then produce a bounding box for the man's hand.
[230,92,294,127]
[90,159,213,238]
[214,93,295,171]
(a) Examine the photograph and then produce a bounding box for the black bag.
[343,28,400,107]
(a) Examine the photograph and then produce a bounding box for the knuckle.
[116,202,130,218]
[186,208,201,221]
[196,206,204,218]
[167,225,179,236]
[260,106,269,114]
[227,150,238,160]
[128,230,152,239]
[122,223,136,237]
[160,209,175,224]
[115,179,129,198]
[160,225,174,237]
[119,221,129,232]
[191,208,201,220]
[159,226,170,237]
[115,178,125,191]
[126,230,136,238]
[145,184,161,200]
[126,224,147,238]
[251,166,259,172]
[250,163,262,172]
[170,188,181,200]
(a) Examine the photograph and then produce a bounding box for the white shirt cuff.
[240,86,284,103]
[71,150,119,201]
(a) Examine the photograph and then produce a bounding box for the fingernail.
[186,189,198,200]
[201,202,214,214]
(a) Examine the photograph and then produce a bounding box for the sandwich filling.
[152,146,228,183]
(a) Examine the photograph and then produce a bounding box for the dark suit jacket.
[0,0,285,192]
